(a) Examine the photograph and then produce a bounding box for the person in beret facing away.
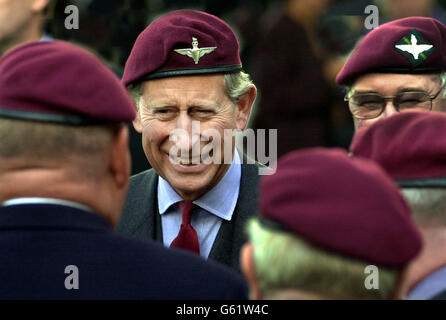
[117,9,260,271]
[350,111,446,300]
[336,17,446,131]
[240,148,422,299]
[0,41,248,299]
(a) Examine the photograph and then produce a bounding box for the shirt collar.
[407,265,446,299]
[1,197,94,213]
[157,150,242,221]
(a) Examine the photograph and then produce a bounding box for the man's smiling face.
[134,74,247,201]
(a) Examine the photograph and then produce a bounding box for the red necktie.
[170,201,200,254]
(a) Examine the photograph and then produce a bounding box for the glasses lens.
[396,92,431,111]
[349,94,384,119]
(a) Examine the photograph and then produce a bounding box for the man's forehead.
[139,75,226,108]
[352,73,439,91]
[141,74,225,96]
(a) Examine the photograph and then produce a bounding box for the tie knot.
[178,201,194,225]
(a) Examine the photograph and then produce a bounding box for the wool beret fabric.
[259,148,422,268]
[350,111,446,187]
[122,9,242,86]
[0,41,136,125]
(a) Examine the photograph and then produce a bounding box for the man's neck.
[399,226,446,297]
[0,166,116,227]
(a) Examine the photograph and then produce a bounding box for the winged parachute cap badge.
[174,37,217,64]
[394,29,434,66]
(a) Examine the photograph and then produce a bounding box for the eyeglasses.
[345,83,446,120]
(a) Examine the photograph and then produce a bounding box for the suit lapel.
[209,159,261,271]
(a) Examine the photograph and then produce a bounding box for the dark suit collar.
[0,203,110,232]
[208,159,261,270]
[119,168,159,237]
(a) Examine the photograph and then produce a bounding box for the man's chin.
[164,166,213,192]
[169,179,212,200]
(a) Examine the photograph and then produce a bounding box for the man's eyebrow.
[352,87,431,95]
[143,100,221,110]
[145,102,177,110]
[190,102,220,109]
[352,90,379,94]
[398,87,431,93]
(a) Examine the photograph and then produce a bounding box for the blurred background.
[10,0,446,173]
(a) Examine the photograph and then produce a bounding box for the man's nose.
[174,114,200,151]
[382,100,399,118]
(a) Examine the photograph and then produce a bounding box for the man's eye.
[153,109,176,119]
[399,99,421,103]
[192,109,213,115]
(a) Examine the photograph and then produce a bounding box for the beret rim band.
[135,64,243,83]
[0,108,113,126]
[396,177,446,188]
[374,66,443,74]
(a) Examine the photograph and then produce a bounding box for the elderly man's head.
[337,17,446,131]
[241,148,422,300]
[0,41,136,226]
[122,10,257,201]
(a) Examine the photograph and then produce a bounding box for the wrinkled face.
[0,0,33,47]
[134,74,250,200]
[350,73,446,131]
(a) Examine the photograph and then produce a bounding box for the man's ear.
[31,0,50,12]
[235,85,257,131]
[110,126,131,189]
[133,110,142,133]
[240,242,263,300]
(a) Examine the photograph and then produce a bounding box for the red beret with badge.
[259,148,422,268]
[336,17,446,85]
[122,9,243,87]
[0,41,136,125]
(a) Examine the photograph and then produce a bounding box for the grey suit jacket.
[117,159,262,272]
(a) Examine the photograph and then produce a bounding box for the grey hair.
[127,71,254,109]
[439,71,446,99]
[223,71,254,104]
[401,188,446,226]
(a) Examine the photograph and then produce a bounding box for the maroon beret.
[259,148,422,268]
[0,41,136,125]
[336,17,446,85]
[350,111,446,187]
[122,9,242,87]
